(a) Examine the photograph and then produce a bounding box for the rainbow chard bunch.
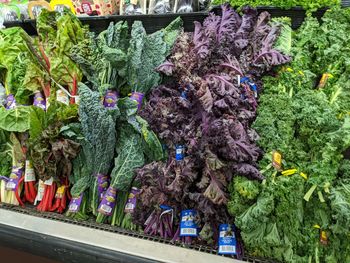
[134,5,290,248]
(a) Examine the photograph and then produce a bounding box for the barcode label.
[25,169,36,182]
[69,204,78,211]
[100,204,112,214]
[37,186,44,200]
[180,228,196,235]
[6,181,16,190]
[124,203,134,212]
[25,161,36,182]
[219,245,236,253]
[34,180,45,204]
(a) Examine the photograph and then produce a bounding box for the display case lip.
[0,208,241,263]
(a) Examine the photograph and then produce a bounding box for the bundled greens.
[134,5,290,247]
[78,83,118,215]
[127,17,183,95]
[0,27,49,104]
[35,8,85,102]
[211,0,341,12]
[70,21,129,95]
[0,5,349,262]
[229,8,350,262]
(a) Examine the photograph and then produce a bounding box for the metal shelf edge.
[0,209,241,263]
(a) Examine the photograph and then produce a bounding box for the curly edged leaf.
[253,23,291,69]
[193,21,210,59]
[234,6,257,53]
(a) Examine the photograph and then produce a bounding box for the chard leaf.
[29,106,46,140]
[0,106,32,132]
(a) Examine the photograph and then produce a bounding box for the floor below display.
[0,246,61,263]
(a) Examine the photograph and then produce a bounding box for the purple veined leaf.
[253,26,291,67]
[156,60,175,76]
[219,54,244,76]
[234,163,264,181]
[203,13,221,40]
[253,49,291,67]
[193,21,210,59]
[216,4,242,43]
[254,11,271,37]
[205,74,238,97]
[234,6,258,52]
[188,193,216,215]
[196,83,214,112]
[213,98,229,111]
[203,169,228,205]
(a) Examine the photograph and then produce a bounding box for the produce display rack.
[0,204,276,263]
[3,12,209,35]
[3,4,337,36]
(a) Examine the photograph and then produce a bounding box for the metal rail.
[0,204,275,263]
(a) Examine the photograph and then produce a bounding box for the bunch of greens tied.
[229,8,350,262]
[134,5,291,249]
[210,0,341,13]
[65,17,182,224]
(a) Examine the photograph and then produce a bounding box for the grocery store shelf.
[3,12,209,35]
[0,208,241,263]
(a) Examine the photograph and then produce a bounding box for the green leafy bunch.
[0,27,49,104]
[229,8,350,262]
[211,0,341,13]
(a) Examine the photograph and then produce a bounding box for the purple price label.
[103,90,119,109]
[33,91,46,110]
[124,187,140,213]
[96,174,109,200]
[68,193,83,213]
[98,186,117,216]
[5,178,19,191]
[6,94,16,109]
[130,92,144,111]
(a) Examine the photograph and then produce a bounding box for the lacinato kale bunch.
[134,4,290,247]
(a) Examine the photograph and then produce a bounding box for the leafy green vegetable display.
[211,0,341,12]
[229,8,350,262]
[0,5,349,262]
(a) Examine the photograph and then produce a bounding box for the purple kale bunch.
[133,4,290,247]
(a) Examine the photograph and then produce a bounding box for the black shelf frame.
[0,223,158,263]
[3,12,209,35]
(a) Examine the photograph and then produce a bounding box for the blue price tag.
[218,224,237,255]
[180,210,198,237]
[175,145,185,161]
